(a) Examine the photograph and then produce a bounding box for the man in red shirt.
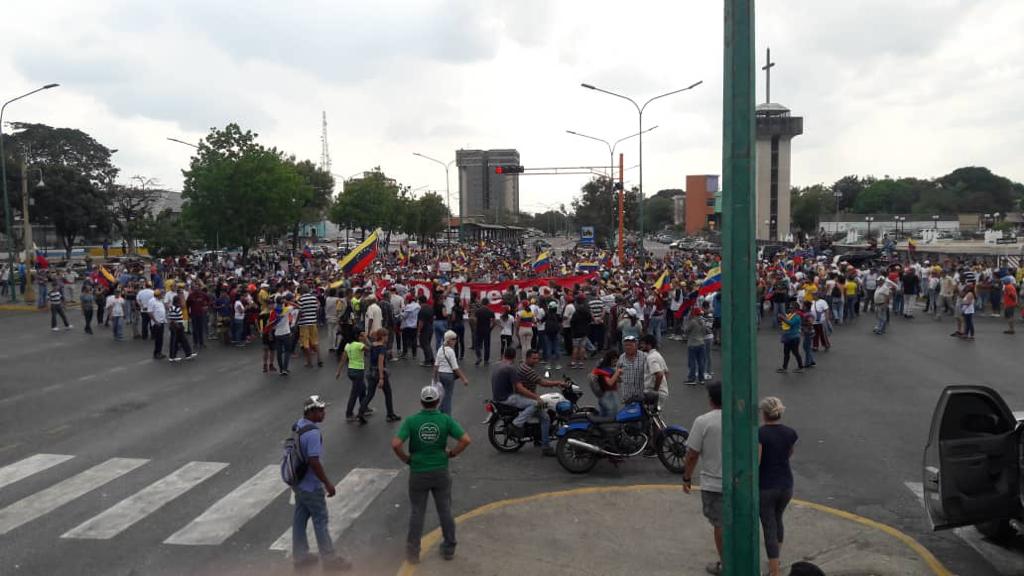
[186,283,211,349]
[1002,276,1018,335]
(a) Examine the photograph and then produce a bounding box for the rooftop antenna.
[320,111,332,173]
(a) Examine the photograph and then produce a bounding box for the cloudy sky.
[2,0,1022,214]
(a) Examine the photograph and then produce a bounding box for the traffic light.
[495,165,524,175]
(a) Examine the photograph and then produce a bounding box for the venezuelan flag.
[532,251,551,273]
[654,270,670,293]
[698,266,721,296]
[338,229,379,275]
[576,261,600,273]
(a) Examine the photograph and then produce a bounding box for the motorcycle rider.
[490,347,518,403]
[507,348,564,456]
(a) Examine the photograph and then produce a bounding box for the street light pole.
[413,153,457,242]
[566,127,658,252]
[1,83,59,303]
[581,79,702,269]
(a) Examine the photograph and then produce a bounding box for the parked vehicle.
[484,376,595,453]
[923,385,1023,542]
[555,391,689,474]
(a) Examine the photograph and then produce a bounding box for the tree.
[182,124,311,256]
[140,209,197,257]
[790,184,833,233]
[2,123,118,258]
[401,193,448,241]
[111,176,162,254]
[832,175,874,212]
[937,167,1018,214]
[642,196,674,233]
[290,159,335,249]
[329,168,408,243]
[571,177,638,245]
[534,210,569,235]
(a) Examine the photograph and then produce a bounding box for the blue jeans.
[772,302,786,326]
[802,333,815,365]
[346,368,366,417]
[874,307,889,334]
[649,315,666,345]
[833,299,844,325]
[505,393,550,447]
[598,392,620,418]
[687,346,706,381]
[432,320,447,354]
[112,316,124,340]
[541,332,559,363]
[276,333,292,371]
[293,487,335,559]
[438,372,456,415]
[231,318,244,343]
[704,340,713,373]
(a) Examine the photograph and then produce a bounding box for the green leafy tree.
[832,175,874,212]
[936,167,1018,214]
[401,193,448,241]
[329,168,408,243]
[642,195,673,233]
[111,176,162,255]
[181,124,311,257]
[790,184,833,233]
[290,159,335,249]
[140,209,197,257]
[571,177,638,245]
[2,123,118,258]
[534,210,569,235]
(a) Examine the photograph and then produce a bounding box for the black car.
[923,385,1023,541]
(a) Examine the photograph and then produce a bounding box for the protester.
[683,381,723,576]
[368,328,401,423]
[433,330,469,415]
[391,385,471,564]
[759,396,799,576]
[338,328,370,424]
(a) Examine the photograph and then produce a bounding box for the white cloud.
[1,0,1020,215]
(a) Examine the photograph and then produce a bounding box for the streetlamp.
[864,216,875,239]
[580,79,703,267]
[19,165,44,304]
[763,219,776,241]
[566,127,658,255]
[166,137,199,149]
[931,215,939,230]
[983,213,992,230]
[413,152,457,242]
[1,83,59,302]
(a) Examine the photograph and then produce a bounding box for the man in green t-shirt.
[391,385,471,564]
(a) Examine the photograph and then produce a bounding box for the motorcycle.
[484,376,596,453]
[554,391,689,474]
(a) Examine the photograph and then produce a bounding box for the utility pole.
[618,153,625,263]
[722,0,760,575]
[21,160,34,304]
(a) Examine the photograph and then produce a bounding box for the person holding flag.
[532,251,551,274]
[338,230,380,276]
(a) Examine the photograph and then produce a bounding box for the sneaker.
[66,325,73,330]
[442,550,455,561]
[283,370,290,376]
[364,407,376,416]
[186,353,198,360]
[706,561,722,575]
[317,360,324,367]
[153,354,165,360]
[358,416,368,425]
[703,374,713,382]
[346,415,357,422]
[168,357,180,363]
[321,555,353,571]
[387,414,402,423]
[52,327,59,332]
[684,379,697,386]
[405,552,420,565]
[475,359,481,366]
[775,368,787,373]
[1004,330,1015,335]
[795,367,804,373]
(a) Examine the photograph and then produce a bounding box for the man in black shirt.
[506,349,563,456]
[416,296,434,366]
[473,304,495,365]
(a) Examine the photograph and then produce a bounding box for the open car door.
[923,385,1021,530]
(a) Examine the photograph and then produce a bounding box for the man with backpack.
[287,395,352,571]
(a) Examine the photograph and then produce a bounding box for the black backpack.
[280,423,318,487]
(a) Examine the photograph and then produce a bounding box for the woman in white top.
[498,310,515,356]
[433,330,469,415]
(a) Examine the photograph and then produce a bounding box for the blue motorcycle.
[555,391,689,474]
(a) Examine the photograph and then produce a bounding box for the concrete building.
[456,149,520,223]
[684,175,719,234]
[756,103,803,241]
[672,194,686,226]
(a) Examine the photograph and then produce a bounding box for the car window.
[940,394,1012,440]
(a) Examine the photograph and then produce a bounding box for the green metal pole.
[722,0,759,575]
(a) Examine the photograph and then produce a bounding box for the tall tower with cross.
[756,47,803,242]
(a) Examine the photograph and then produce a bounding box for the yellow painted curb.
[0,304,40,312]
[396,483,952,576]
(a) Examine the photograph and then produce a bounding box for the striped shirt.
[297,293,319,326]
[616,351,647,403]
[167,305,184,325]
[588,298,605,324]
[48,289,63,305]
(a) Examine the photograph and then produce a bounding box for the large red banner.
[402,273,597,312]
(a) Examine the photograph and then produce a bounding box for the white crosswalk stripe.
[61,461,228,540]
[0,454,75,491]
[0,458,149,536]
[269,467,400,554]
[164,465,286,546]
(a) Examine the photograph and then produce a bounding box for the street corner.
[399,485,952,576]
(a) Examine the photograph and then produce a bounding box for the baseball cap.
[303,395,329,412]
[623,334,638,342]
[420,386,441,403]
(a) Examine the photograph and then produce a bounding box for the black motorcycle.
[484,377,595,453]
[555,391,689,473]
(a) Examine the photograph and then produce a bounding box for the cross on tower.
[762,47,775,104]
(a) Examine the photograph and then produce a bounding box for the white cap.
[420,386,441,403]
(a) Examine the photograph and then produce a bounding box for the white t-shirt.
[561,303,575,329]
[498,316,514,336]
[435,345,459,374]
[686,409,723,492]
[643,349,669,397]
[365,303,383,334]
[233,300,246,321]
[274,307,294,336]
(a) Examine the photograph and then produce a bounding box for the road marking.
[0,457,148,535]
[397,484,953,576]
[270,467,399,554]
[62,461,228,540]
[164,465,286,546]
[0,454,75,491]
[905,481,1022,576]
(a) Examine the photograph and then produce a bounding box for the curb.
[396,484,953,576]
[0,304,41,312]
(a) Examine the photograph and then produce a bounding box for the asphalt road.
[0,299,1021,576]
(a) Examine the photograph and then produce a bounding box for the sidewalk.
[400,485,949,576]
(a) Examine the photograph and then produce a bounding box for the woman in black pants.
[776,304,803,373]
[367,328,401,422]
[758,396,798,576]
